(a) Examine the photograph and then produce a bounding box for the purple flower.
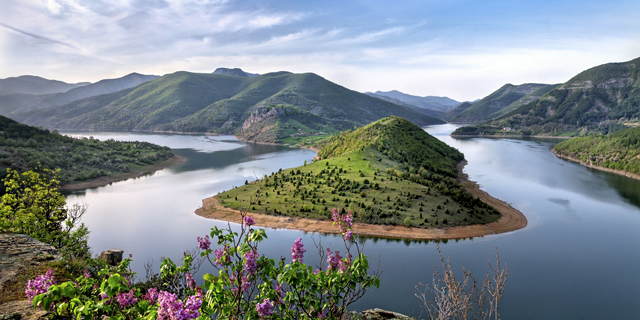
[344,230,353,242]
[241,276,251,293]
[143,287,159,304]
[243,216,255,227]
[256,298,274,317]
[185,272,196,290]
[83,269,90,279]
[25,269,56,301]
[244,250,258,275]
[100,293,112,305]
[214,246,229,266]
[275,283,284,304]
[326,249,348,272]
[157,291,202,320]
[290,238,306,263]
[197,235,211,250]
[331,208,354,240]
[116,289,138,308]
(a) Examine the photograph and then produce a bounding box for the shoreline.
[195,161,527,240]
[551,150,640,181]
[60,155,186,191]
[450,134,571,139]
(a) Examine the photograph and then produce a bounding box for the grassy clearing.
[218,148,499,229]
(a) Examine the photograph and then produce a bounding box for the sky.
[1,0,639,101]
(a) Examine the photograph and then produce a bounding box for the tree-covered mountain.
[0,73,158,116]
[0,115,173,188]
[444,83,554,124]
[452,57,640,137]
[218,116,500,228]
[0,76,89,96]
[15,71,444,143]
[371,90,460,113]
[552,125,640,175]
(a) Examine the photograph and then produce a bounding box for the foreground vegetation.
[553,125,640,175]
[218,117,500,228]
[0,115,173,188]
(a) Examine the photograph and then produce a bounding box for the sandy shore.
[60,155,186,191]
[195,161,527,240]
[552,150,640,181]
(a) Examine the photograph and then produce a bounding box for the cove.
[64,126,640,318]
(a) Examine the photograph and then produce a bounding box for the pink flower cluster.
[290,238,306,263]
[143,287,159,304]
[243,216,255,227]
[185,272,196,290]
[245,250,258,275]
[326,249,349,273]
[197,235,211,250]
[157,290,202,320]
[331,208,353,241]
[116,289,138,308]
[256,298,274,317]
[215,246,229,266]
[25,269,56,301]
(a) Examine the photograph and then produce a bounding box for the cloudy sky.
[1,0,639,101]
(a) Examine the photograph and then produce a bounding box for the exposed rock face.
[0,233,61,320]
[99,249,124,266]
[352,308,412,320]
[242,107,286,131]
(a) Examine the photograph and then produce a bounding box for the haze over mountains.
[4,70,443,143]
[0,73,159,116]
[368,90,461,113]
[0,76,89,96]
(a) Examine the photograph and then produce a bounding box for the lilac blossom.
[243,216,255,227]
[197,235,211,250]
[331,208,354,241]
[244,249,258,275]
[116,289,138,308]
[185,272,196,290]
[344,230,353,242]
[326,249,342,271]
[25,269,56,301]
[100,293,112,305]
[256,298,274,317]
[275,283,284,304]
[214,246,229,266]
[290,238,306,263]
[83,269,90,279]
[143,287,159,304]
[157,291,202,320]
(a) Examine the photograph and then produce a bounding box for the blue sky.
[1,0,639,101]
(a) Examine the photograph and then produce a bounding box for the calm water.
[64,127,640,319]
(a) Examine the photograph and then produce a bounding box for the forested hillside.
[218,117,499,228]
[14,71,443,143]
[0,115,173,188]
[553,126,640,175]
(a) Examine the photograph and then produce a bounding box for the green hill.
[552,125,640,175]
[453,57,640,137]
[0,115,173,189]
[217,116,500,229]
[14,71,443,144]
[444,83,552,124]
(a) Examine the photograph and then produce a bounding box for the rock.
[98,249,123,266]
[0,233,61,320]
[358,308,413,320]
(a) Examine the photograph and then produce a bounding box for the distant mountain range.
[0,76,89,96]
[12,71,443,143]
[452,56,640,137]
[0,73,159,116]
[364,92,446,119]
[368,90,461,113]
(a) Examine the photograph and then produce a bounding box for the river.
[64,125,640,319]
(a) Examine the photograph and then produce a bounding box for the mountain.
[14,71,444,143]
[213,68,259,77]
[552,125,640,175]
[453,57,640,137]
[444,83,553,124]
[0,76,89,96]
[491,84,559,118]
[364,92,446,119]
[0,73,158,116]
[0,115,173,187]
[442,102,473,121]
[216,116,500,229]
[372,90,460,113]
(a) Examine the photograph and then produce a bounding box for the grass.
[218,148,500,228]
